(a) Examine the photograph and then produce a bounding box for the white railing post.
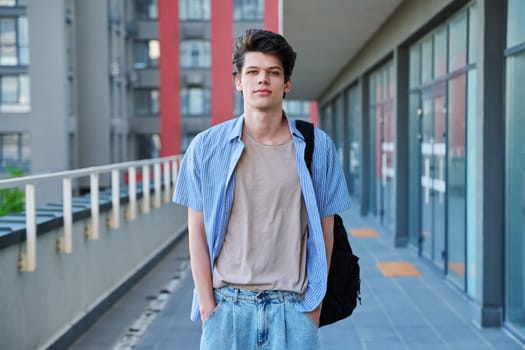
[163,161,171,203]
[171,159,179,187]
[86,173,99,239]
[19,184,36,271]
[127,166,137,220]
[109,169,120,229]
[141,165,150,213]
[58,178,73,253]
[153,162,161,208]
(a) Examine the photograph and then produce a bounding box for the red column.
[310,101,319,126]
[211,0,234,125]
[158,0,180,155]
[264,0,279,32]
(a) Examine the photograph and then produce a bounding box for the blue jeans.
[200,287,320,350]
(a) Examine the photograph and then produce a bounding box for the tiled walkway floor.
[72,208,524,350]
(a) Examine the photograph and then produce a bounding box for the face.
[235,51,292,113]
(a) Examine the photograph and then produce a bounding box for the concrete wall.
[76,1,111,169]
[0,201,186,350]
[27,0,68,174]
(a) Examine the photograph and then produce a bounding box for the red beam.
[158,0,180,155]
[211,0,234,125]
[264,0,280,32]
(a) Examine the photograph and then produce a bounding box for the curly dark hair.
[232,29,297,83]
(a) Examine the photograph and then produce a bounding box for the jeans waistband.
[215,286,301,304]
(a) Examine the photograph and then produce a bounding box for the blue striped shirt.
[173,115,351,321]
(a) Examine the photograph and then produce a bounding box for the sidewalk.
[135,208,523,350]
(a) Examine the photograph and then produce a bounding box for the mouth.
[254,89,271,95]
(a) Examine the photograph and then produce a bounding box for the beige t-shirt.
[212,133,308,293]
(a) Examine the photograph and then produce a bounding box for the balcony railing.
[0,155,181,272]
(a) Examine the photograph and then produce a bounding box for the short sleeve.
[172,136,203,211]
[316,133,351,217]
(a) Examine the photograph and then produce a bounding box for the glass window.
[283,100,310,117]
[0,74,29,112]
[179,0,210,21]
[136,134,160,159]
[347,85,361,199]
[134,89,159,116]
[449,12,467,72]
[409,45,420,89]
[468,5,477,64]
[505,51,525,337]
[369,63,396,231]
[434,28,447,78]
[421,37,433,84]
[181,87,210,116]
[234,0,263,21]
[447,73,467,288]
[0,16,29,66]
[180,40,210,68]
[133,40,159,69]
[507,0,525,48]
[0,132,30,173]
[134,0,158,20]
[17,17,28,65]
[0,0,16,6]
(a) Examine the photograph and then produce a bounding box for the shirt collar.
[227,112,306,142]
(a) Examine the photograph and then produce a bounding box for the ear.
[235,74,243,92]
[284,79,292,93]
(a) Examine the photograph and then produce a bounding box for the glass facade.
[134,88,159,116]
[133,40,160,69]
[234,0,263,21]
[180,40,210,68]
[134,0,158,20]
[179,0,210,21]
[505,0,525,337]
[0,74,29,112]
[181,87,210,116]
[136,134,160,160]
[0,13,29,113]
[408,5,475,289]
[369,62,395,231]
[347,85,361,199]
[0,16,28,66]
[0,132,30,173]
[283,100,310,117]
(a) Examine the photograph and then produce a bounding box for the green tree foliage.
[0,167,25,217]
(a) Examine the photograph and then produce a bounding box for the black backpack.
[296,120,361,327]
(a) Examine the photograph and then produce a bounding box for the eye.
[246,70,257,75]
[270,70,281,76]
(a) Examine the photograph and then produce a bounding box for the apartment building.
[0,0,311,186]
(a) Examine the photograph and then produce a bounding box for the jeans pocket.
[300,311,319,330]
[202,299,224,328]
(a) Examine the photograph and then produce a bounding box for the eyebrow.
[244,66,283,71]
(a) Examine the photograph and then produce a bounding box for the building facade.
[311,0,524,341]
[0,0,311,185]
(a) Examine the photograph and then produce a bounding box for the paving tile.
[350,228,379,237]
[70,208,525,350]
[361,340,409,350]
[377,262,422,277]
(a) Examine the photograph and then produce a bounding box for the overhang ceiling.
[281,0,403,100]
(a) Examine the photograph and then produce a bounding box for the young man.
[173,29,350,349]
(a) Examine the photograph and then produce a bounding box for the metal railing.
[0,156,182,272]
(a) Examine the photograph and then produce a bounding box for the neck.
[243,109,290,145]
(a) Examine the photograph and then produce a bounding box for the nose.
[258,71,269,84]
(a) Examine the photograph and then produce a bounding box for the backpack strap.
[295,120,315,175]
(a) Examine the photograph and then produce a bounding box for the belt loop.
[233,288,239,304]
[278,291,284,303]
